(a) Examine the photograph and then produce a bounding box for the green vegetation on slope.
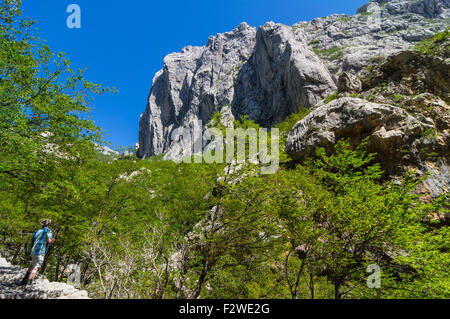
[0,2,449,299]
[313,46,345,61]
[414,28,449,56]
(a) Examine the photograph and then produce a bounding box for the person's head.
[41,219,52,227]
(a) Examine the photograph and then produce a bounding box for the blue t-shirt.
[30,227,53,256]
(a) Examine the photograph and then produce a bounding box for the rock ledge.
[0,256,90,299]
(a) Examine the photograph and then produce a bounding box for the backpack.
[30,228,49,256]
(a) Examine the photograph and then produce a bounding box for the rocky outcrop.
[338,72,362,93]
[232,22,336,127]
[286,97,449,197]
[362,0,450,18]
[0,256,90,299]
[138,22,335,158]
[138,0,449,159]
[363,49,450,99]
[286,97,421,164]
[296,0,449,74]
[138,23,256,158]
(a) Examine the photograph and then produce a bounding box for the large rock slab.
[286,98,422,164]
[286,97,449,197]
[0,256,90,299]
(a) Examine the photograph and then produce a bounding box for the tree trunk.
[191,259,209,299]
[309,274,315,299]
[334,281,342,300]
[80,263,89,285]
[54,258,60,281]
[11,243,22,264]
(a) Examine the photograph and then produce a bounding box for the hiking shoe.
[20,272,31,286]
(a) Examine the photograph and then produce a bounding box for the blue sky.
[21,0,367,149]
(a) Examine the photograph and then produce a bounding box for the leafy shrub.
[313,46,345,61]
[308,39,320,46]
[324,91,339,104]
[392,93,405,103]
[414,28,449,56]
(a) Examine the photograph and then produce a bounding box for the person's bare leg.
[29,267,39,280]
[20,266,34,285]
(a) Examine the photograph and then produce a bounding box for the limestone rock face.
[286,97,449,197]
[138,0,449,159]
[286,98,421,164]
[366,0,450,18]
[232,22,336,127]
[136,0,449,196]
[338,72,362,93]
[138,23,256,158]
[296,0,449,74]
[0,256,90,299]
[364,50,450,99]
[138,22,335,158]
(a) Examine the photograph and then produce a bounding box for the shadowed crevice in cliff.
[232,22,336,127]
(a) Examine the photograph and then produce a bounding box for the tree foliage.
[1,1,448,299]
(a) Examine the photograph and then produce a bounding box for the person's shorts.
[32,254,45,268]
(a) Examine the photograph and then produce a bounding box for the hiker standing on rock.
[20,219,55,286]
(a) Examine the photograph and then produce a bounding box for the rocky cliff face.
[138,0,449,159]
[298,0,449,74]
[286,96,449,197]
[138,23,256,158]
[286,28,449,198]
[137,0,449,196]
[137,21,336,158]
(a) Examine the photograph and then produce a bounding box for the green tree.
[0,0,112,272]
[273,139,449,299]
